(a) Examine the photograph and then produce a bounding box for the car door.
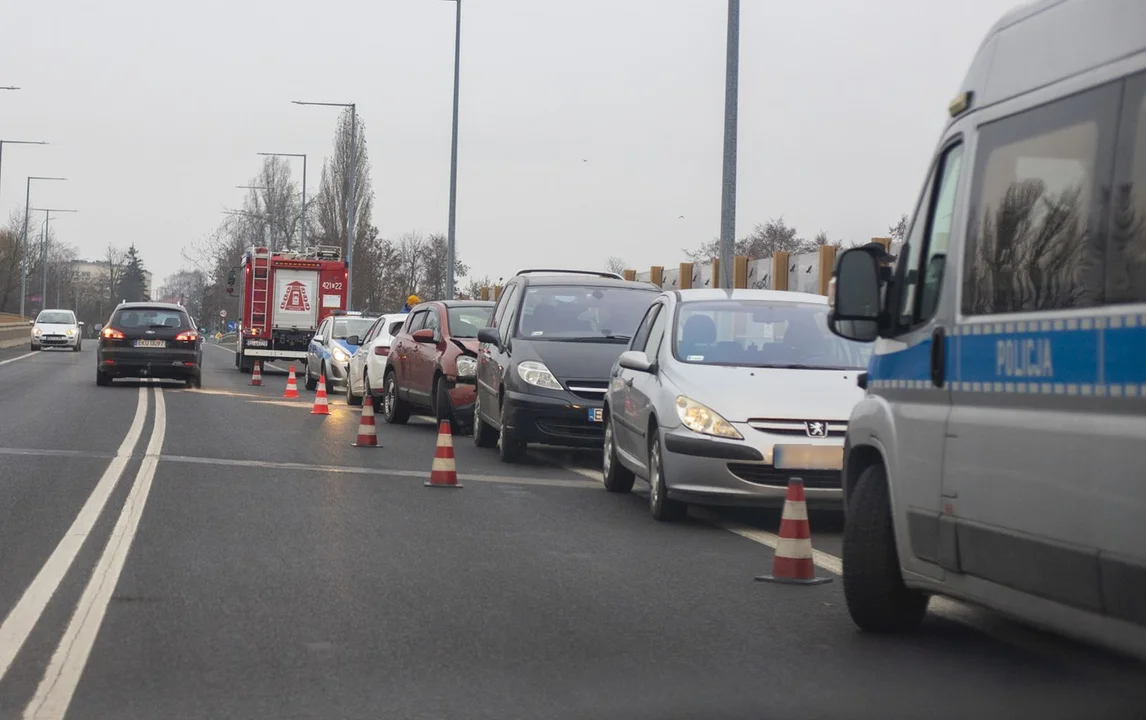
[309,317,330,374]
[612,301,663,455]
[394,310,427,399]
[477,283,518,423]
[627,300,669,466]
[352,318,382,394]
[408,306,443,405]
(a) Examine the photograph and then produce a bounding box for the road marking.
[0,386,149,684]
[25,389,168,719]
[158,454,598,489]
[0,448,117,461]
[529,451,605,482]
[0,351,36,367]
[693,509,843,575]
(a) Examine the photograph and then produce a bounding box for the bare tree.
[605,256,628,275]
[686,217,816,261]
[315,108,373,258]
[889,214,909,243]
[813,230,845,251]
[462,275,492,300]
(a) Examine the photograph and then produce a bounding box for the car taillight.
[101,327,125,340]
[175,330,199,342]
[374,345,389,356]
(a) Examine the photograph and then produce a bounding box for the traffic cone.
[425,419,462,488]
[311,373,330,415]
[351,392,381,447]
[283,365,299,399]
[250,361,263,386]
[755,478,832,585]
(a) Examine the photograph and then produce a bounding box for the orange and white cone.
[311,373,330,415]
[755,478,832,585]
[283,365,300,399]
[425,419,461,488]
[250,361,263,386]
[351,392,380,447]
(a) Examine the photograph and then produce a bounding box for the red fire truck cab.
[234,245,348,373]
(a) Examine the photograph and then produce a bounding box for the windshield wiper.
[557,334,631,343]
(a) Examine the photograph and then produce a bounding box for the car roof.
[114,302,187,312]
[670,288,828,305]
[37,308,75,314]
[517,275,658,290]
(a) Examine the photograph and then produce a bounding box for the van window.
[1107,73,1146,303]
[898,144,964,325]
[962,85,1118,315]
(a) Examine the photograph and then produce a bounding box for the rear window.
[112,307,189,329]
[448,306,493,338]
[36,310,75,324]
[517,285,657,340]
[386,321,406,337]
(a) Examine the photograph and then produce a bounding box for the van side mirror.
[477,327,500,348]
[828,248,882,342]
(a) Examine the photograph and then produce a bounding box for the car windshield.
[113,308,188,329]
[517,285,656,341]
[674,300,872,370]
[36,311,75,324]
[448,306,493,338]
[333,317,376,340]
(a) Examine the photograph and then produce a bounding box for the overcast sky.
[1,0,1017,289]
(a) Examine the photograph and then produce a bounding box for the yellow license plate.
[773,444,844,470]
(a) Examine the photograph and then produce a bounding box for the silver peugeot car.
[602,289,871,520]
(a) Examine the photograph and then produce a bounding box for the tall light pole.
[441,0,463,300]
[0,139,48,204]
[293,100,357,308]
[718,0,740,290]
[31,208,77,312]
[237,185,271,251]
[258,152,307,251]
[20,176,67,317]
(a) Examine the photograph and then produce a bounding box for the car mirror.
[346,334,361,346]
[477,327,500,348]
[78,321,85,326]
[828,248,882,342]
[412,328,436,344]
[27,319,34,325]
[618,350,654,373]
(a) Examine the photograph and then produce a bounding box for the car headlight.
[675,395,743,439]
[66,328,75,336]
[455,355,477,378]
[517,360,562,390]
[33,327,42,336]
[332,347,350,363]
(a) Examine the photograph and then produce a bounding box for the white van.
[828,0,1146,659]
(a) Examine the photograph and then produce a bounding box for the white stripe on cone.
[431,457,455,472]
[436,434,454,449]
[780,500,809,521]
[358,426,376,436]
[774,536,814,560]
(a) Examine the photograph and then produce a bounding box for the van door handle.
[930,327,946,388]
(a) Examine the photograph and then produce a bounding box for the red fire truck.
[229,245,348,373]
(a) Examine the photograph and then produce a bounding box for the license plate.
[773,444,844,470]
[588,408,603,423]
[246,339,268,347]
[133,339,166,348]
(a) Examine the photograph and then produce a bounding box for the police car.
[828,0,1146,659]
[304,310,378,392]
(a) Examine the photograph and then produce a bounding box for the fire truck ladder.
[250,247,272,331]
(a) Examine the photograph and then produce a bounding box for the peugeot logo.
[805,421,827,438]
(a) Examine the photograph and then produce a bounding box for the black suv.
[473,269,659,462]
[96,302,204,387]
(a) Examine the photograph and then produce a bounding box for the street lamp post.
[0,139,48,204]
[30,208,78,312]
[20,176,67,318]
[257,152,307,251]
[293,100,357,308]
[441,0,463,300]
[237,185,271,251]
[718,0,740,290]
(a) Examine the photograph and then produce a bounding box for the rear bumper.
[98,348,200,378]
[504,389,604,448]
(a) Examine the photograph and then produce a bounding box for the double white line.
[0,386,168,719]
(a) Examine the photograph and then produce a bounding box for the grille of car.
[564,380,608,401]
[746,418,848,438]
[727,463,841,489]
[536,419,605,439]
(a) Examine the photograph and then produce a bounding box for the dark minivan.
[96,302,203,387]
[473,269,659,462]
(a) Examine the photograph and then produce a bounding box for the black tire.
[187,372,202,389]
[648,428,687,521]
[31,343,40,351]
[434,375,455,429]
[304,363,318,391]
[365,369,381,407]
[472,391,497,448]
[602,410,635,493]
[382,370,410,425]
[842,464,930,633]
[239,353,253,374]
[497,400,524,463]
[72,342,81,353]
[346,369,363,406]
[96,371,111,387]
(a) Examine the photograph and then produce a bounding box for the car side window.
[643,304,668,360]
[424,308,442,337]
[629,304,660,351]
[315,318,330,342]
[362,319,382,344]
[388,321,406,337]
[491,283,516,329]
[407,311,428,334]
[499,286,520,345]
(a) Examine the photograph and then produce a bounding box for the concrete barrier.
[0,322,31,350]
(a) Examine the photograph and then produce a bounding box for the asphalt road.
[1,341,1144,719]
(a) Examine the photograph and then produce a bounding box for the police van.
[828,0,1146,658]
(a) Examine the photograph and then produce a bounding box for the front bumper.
[504,388,605,448]
[659,426,844,508]
[325,359,351,387]
[35,334,78,347]
[447,378,477,424]
[98,347,200,379]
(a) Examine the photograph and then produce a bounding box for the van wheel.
[472,392,497,448]
[602,412,634,493]
[843,464,930,633]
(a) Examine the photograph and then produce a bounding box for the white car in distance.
[346,313,409,406]
[31,309,84,352]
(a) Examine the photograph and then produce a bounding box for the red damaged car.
[382,300,495,432]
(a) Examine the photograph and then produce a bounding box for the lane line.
[529,450,606,482]
[0,448,117,461]
[0,351,37,367]
[158,454,598,489]
[0,386,149,684]
[25,389,168,719]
